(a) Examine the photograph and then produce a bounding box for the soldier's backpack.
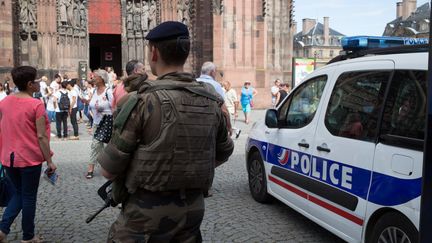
[58,91,70,111]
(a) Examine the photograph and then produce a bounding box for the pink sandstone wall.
[213,0,292,109]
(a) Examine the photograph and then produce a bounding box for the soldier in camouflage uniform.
[98,21,234,243]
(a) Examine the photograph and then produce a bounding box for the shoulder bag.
[0,164,15,207]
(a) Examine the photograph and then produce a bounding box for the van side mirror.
[265,109,278,128]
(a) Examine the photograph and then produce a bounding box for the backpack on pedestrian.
[58,91,70,111]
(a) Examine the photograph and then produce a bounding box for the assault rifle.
[86,180,118,223]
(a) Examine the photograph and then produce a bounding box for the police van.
[245,36,428,243]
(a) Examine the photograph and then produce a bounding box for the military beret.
[145,21,189,41]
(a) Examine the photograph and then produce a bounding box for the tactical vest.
[124,78,222,193]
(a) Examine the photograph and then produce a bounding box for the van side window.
[381,70,426,141]
[279,75,327,128]
[325,71,390,141]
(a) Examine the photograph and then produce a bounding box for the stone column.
[0,0,14,79]
[193,0,213,74]
[255,0,266,85]
[212,0,224,72]
[38,0,57,71]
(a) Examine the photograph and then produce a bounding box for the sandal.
[21,235,43,243]
[86,171,94,179]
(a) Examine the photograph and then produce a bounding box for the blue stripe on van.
[368,172,421,206]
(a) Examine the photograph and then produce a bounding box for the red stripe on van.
[268,175,364,226]
[269,175,308,199]
[309,195,364,226]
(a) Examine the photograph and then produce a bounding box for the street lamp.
[313,51,317,69]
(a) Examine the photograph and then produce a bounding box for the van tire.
[368,211,418,243]
[247,152,272,203]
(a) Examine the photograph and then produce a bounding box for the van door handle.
[317,145,331,153]
[298,142,309,148]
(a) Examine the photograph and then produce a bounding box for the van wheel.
[248,152,272,203]
[368,212,418,243]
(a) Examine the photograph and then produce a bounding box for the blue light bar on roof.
[341,36,429,51]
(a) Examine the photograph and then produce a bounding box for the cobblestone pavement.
[1,110,345,243]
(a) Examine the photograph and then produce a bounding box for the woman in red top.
[0,66,57,243]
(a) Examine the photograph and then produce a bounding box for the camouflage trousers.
[107,189,205,243]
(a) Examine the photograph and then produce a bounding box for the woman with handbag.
[86,69,113,179]
[0,66,57,243]
[240,81,258,124]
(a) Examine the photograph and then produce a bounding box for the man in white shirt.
[196,61,225,99]
[271,78,281,108]
[196,61,232,137]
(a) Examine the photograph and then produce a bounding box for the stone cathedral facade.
[0,0,294,107]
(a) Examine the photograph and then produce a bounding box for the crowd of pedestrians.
[0,21,273,243]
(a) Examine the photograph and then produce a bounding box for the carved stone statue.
[79,2,87,30]
[141,2,149,32]
[148,0,157,30]
[28,0,37,27]
[67,0,74,26]
[19,0,37,32]
[126,0,133,31]
[19,0,28,31]
[133,2,142,31]
[73,0,81,28]
[59,0,70,26]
